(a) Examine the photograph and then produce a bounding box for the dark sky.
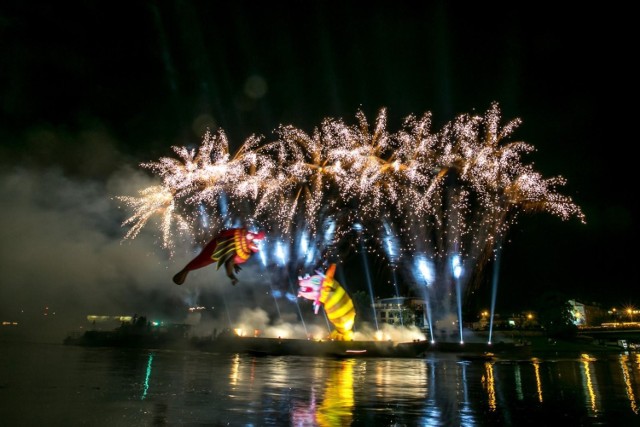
[0,1,636,339]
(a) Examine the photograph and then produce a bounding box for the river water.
[1,341,639,426]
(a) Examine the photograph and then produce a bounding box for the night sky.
[1,1,636,340]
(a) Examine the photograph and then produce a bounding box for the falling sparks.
[116,102,585,298]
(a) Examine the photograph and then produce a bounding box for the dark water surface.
[1,342,640,426]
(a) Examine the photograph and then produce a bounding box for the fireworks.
[116,102,585,299]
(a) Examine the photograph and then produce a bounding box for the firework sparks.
[117,103,585,302]
[116,129,272,249]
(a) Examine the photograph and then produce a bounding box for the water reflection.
[532,358,543,403]
[483,361,496,411]
[279,354,640,425]
[581,354,599,415]
[141,352,154,400]
[316,359,354,426]
[620,354,639,414]
[2,344,640,425]
[291,359,357,425]
[129,351,640,425]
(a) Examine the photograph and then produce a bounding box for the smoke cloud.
[0,128,428,345]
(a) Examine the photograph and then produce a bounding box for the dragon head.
[297,273,324,314]
[245,230,265,253]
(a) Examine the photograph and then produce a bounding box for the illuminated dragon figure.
[173,228,265,286]
[298,264,355,341]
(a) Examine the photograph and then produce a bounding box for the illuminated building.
[372,297,426,329]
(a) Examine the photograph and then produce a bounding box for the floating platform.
[192,335,521,358]
[64,328,524,358]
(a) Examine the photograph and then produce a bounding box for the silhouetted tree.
[534,291,577,339]
[352,290,375,327]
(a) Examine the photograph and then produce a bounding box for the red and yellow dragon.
[173,227,265,286]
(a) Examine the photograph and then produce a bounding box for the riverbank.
[461,330,635,359]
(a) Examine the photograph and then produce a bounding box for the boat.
[63,322,192,349]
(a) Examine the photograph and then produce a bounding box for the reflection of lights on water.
[515,364,524,400]
[532,358,543,403]
[316,360,354,426]
[460,361,469,403]
[212,353,640,424]
[581,356,598,415]
[375,360,427,404]
[375,360,392,396]
[141,352,154,400]
[619,354,638,414]
[267,357,289,392]
[230,354,240,386]
[482,361,496,411]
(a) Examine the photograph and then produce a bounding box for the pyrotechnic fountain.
[116,102,585,346]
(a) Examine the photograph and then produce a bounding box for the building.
[569,300,611,327]
[372,297,427,330]
[568,299,588,326]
